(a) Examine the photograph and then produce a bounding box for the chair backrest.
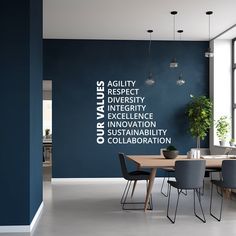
[222,160,236,188]
[118,153,130,180]
[175,160,206,189]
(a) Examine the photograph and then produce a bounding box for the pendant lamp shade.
[169,11,178,68]
[145,30,155,86]
[205,11,214,58]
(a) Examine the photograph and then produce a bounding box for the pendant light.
[145,30,155,86]
[176,30,185,86]
[205,11,214,58]
[177,29,183,40]
[169,11,178,68]
[176,72,185,86]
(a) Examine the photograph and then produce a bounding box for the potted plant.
[215,116,230,146]
[44,129,51,139]
[45,129,50,136]
[230,138,235,147]
[162,145,179,159]
[186,95,213,148]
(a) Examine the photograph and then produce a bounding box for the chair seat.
[205,167,221,172]
[128,170,150,180]
[168,180,203,189]
[129,170,150,175]
[161,167,175,172]
[211,179,236,189]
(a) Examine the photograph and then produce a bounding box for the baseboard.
[51,177,125,183]
[30,202,44,231]
[0,202,43,233]
[51,177,169,183]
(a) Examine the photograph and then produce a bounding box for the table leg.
[144,168,157,211]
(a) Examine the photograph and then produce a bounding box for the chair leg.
[210,182,223,221]
[131,180,137,198]
[161,177,169,197]
[201,179,205,196]
[194,189,206,223]
[182,189,187,196]
[122,181,132,209]
[120,180,129,204]
[167,185,180,224]
[216,172,222,195]
[121,180,152,210]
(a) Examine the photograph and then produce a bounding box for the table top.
[127,155,225,168]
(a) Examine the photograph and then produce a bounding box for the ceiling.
[43,0,236,41]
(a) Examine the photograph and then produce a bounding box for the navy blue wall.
[29,0,43,222]
[0,0,42,226]
[44,39,209,178]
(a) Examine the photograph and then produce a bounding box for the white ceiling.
[43,0,236,41]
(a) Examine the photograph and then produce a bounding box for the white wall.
[43,80,52,136]
[43,100,52,136]
[212,39,232,146]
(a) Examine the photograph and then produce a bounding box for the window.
[213,39,232,144]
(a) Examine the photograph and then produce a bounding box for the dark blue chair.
[167,160,206,223]
[161,167,175,197]
[200,148,221,195]
[118,153,152,210]
[210,160,236,221]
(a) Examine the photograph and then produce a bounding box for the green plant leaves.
[186,95,213,141]
[215,116,230,141]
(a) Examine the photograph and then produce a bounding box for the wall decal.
[96,80,105,144]
[97,79,171,145]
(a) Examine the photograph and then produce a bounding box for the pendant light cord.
[173,14,176,41]
[208,14,211,41]
[145,30,154,84]
[148,31,153,73]
[148,32,152,57]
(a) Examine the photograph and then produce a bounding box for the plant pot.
[219,140,226,146]
[162,150,179,159]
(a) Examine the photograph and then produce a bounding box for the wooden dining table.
[127,154,225,211]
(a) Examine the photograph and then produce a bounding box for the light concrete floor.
[2,178,236,236]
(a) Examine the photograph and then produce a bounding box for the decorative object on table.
[187,151,191,159]
[145,30,155,86]
[186,95,213,148]
[229,138,235,147]
[205,11,214,58]
[162,145,179,159]
[169,11,178,68]
[215,116,230,146]
[190,148,201,159]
